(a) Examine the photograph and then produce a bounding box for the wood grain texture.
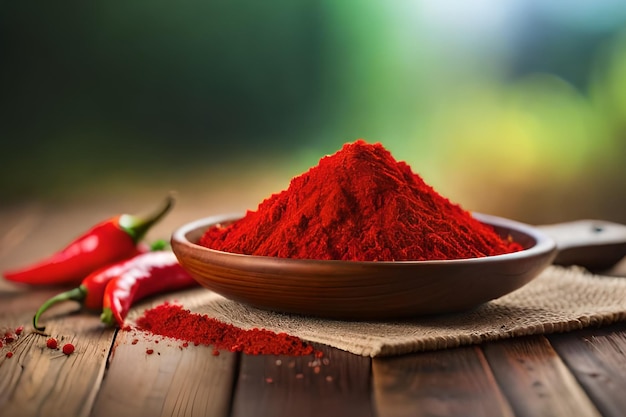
[90,289,239,417]
[372,345,514,417]
[231,344,373,417]
[0,203,44,269]
[483,335,601,417]
[2,202,626,417]
[548,323,626,417]
[0,314,114,417]
[91,328,237,417]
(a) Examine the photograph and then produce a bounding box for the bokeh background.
[2,0,626,228]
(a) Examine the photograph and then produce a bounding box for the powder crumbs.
[133,303,318,357]
[0,326,75,358]
[1,325,28,359]
[46,338,58,349]
[62,343,75,355]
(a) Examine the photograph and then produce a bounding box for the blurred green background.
[2,0,626,225]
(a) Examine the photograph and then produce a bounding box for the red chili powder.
[199,139,523,261]
[46,338,58,349]
[134,303,316,356]
[62,343,75,355]
[5,351,13,358]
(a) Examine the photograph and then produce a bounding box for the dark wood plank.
[0,313,114,417]
[0,203,46,271]
[91,327,237,417]
[0,282,76,321]
[372,345,513,417]
[0,207,89,415]
[1,218,115,417]
[231,344,373,417]
[548,323,626,417]
[90,289,238,417]
[483,335,600,417]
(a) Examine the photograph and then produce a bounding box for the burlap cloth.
[170,265,626,357]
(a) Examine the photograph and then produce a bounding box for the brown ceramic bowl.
[170,213,557,320]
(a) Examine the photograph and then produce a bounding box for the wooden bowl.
[170,213,557,320]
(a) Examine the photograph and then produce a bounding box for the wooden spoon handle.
[535,220,626,271]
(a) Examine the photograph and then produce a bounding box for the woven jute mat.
[175,265,626,357]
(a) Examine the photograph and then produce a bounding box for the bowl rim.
[171,212,557,266]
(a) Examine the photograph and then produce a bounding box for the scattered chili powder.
[146,349,154,355]
[134,303,316,356]
[62,343,75,355]
[1,325,27,354]
[46,338,58,349]
[199,140,523,261]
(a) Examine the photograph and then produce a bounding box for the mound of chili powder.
[199,139,523,261]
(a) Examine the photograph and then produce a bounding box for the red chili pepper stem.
[33,286,88,332]
[149,239,169,251]
[100,308,116,327]
[120,193,176,243]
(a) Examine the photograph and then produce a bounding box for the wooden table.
[1,201,625,417]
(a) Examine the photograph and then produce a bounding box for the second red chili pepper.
[32,240,168,332]
[100,250,198,328]
[3,195,174,286]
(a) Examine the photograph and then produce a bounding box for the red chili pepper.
[2,195,174,286]
[32,240,168,332]
[100,251,197,327]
